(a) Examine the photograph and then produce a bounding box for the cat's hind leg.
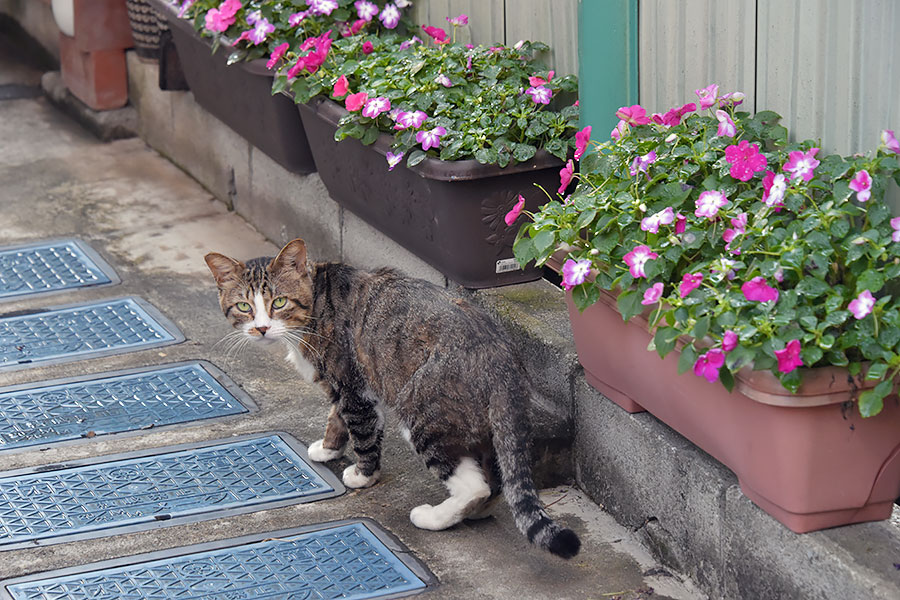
[308,404,349,462]
[410,457,491,531]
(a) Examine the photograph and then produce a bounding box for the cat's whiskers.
[213,330,255,362]
[280,329,322,360]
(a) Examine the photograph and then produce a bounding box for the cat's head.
[204,238,314,345]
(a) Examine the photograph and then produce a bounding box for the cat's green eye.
[273,296,288,309]
[235,301,252,313]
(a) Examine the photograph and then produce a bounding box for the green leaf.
[797,277,831,298]
[719,367,735,392]
[406,150,427,168]
[361,126,380,146]
[678,344,698,374]
[571,283,601,311]
[617,290,644,322]
[830,219,850,239]
[575,209,598,231]
[725,345,755,371]
[864,362,888,381]
[531,229,556,254]
[691,315,710,340]
[858,380,893,417]
[654,327,680,358]
[856,270,885,293]
[513,143,537,163]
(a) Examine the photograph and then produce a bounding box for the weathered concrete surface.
[0,40,704,600]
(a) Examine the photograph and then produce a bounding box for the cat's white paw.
[342,464,380,488]
[410,504,451,531]
[307,439,345,462]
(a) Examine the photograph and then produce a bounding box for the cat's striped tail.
[491,390,581,559]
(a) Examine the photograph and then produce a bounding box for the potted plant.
[270,16,579,288]
[513,86,900,532]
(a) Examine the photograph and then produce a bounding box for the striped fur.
[205,239,580,559]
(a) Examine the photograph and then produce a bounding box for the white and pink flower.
[695,190,728,219]
[623,245,658,279]
[848,290,875,320]
[849,169,872,203]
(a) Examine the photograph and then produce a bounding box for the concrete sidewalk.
[0,30,703,600]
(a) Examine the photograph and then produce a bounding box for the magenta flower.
[204,0,241,33]
[725,140,767,182]
[629,151,657,177]
[848,290,876,319]
[679,272,704,298]
[653,103,696,127]
[611,119,628,140]
[695,190,728,219]
[642,282,664,305]
[289,11,309,26]
[849,169,872,203]
[574,126,592,160]
[775,339,803,373]
[715,110,736,137]
[287,30,333,77]
[719,91,745,107]
[782,148,820,182]
[762,170,787,209]
[435,73,453,87]
[561,258,592,291]
[504,194,526,227]
[891,216,900,243]
[266,42,290,70]
[558,160,575,194]
[675,213,687,234]
[332,75,349,98]
[236,16,275,45]
[526,86,552,105]
[528,71,555,87]
[723,212,747,253]
[399,36,422,50]
[355,0,379,21]
[446,13,468,26]
[309,0,338,15]
[380,3,401,29]
[362,40,374,54]
[394,110,428,130]
[722,330,738,352]
[345,92,368,112]
[615,105,651,126]
[422,25,449,44]
[742,276,779,303]
[695,83,719,110]
[623,245,658,279]
[385,151,404,171]
[694,349,725,383]
[362,97,391,118]
[640,206,675,234]
[882,130,900,154]
[416,126,447,151]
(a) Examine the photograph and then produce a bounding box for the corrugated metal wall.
[411,0,579,76]
[639,0,900,158]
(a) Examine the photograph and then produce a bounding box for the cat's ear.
[204,252,245,285]
[270,238,310,278]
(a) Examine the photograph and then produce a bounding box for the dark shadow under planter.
[298,99,564,288]
[153,2,315,174]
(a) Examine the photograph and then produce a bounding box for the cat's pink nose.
[256,326,269,336]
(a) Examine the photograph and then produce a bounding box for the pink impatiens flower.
[849,169,872,203]
[309,0,338,15]
[385,151,404,171]
[722,212,747,253]
[345,92,368,112]
[558,160,575,194]
[630,151,657,177]
[561,258,592,290]
[574,126,592,161]
[394,110,428,130]
[695,190,728,219]
[882,130,900,154]
[652,103,696,127]
[725,140,767,182]
[762,170,787,209]
[611,119,628,140]
[362,97,391,118]
[204,0,241,33]
[675,213,687,234]
[362,40,374,54]
[289,11,309,26]
[435,73,453,87]
[623,245,658,279]
[640,206,675,234]
[695,83,719,110]
[380,3,401,29]
[266,42,290,70]
[416,126,447,151]
[287,30,333,77]
[775,339,804,373]
[526,86,552,105]
[355,0,379,21]
[742,276,779,303]
[422,25,449,44]
[642,282,664,305]
[446,13,468,26]
[679,272,704,298]
[782,148,820,182]
[528,71,555,87]
[694,349,725,383]
[722,330,738,352]
[719,91,745,107]
[891,216,900,243]
[715,110,736,137]
[615,105,651,126]
[332,75,349,98]
[504,194,526,226]
[849,290,875,319]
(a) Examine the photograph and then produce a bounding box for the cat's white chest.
[285,345,317,382]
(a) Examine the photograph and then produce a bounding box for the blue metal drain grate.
[0,297,183,371]
[0,361,254,452]
[0,434,343,549]
[2,520,431,600]
[0,239,118,300]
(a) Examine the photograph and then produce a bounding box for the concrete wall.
[0,0,59,61]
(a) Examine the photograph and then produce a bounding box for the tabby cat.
[205,238,580,559]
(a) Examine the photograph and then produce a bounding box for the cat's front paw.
[307,439,345,462]
[342,464,380,488]
[410,504,449,531]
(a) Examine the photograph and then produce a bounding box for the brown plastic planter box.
[152,1,315,174]
[298,98,564,288]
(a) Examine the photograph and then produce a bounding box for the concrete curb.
[122,54,900,600]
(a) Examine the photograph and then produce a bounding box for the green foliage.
[514,92,900,417]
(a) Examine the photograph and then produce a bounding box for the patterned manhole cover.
[0,361,254,452]
[0,297,183,371]
[0,434,343,549]
[1,520,432,599]
[0,239,118,300]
